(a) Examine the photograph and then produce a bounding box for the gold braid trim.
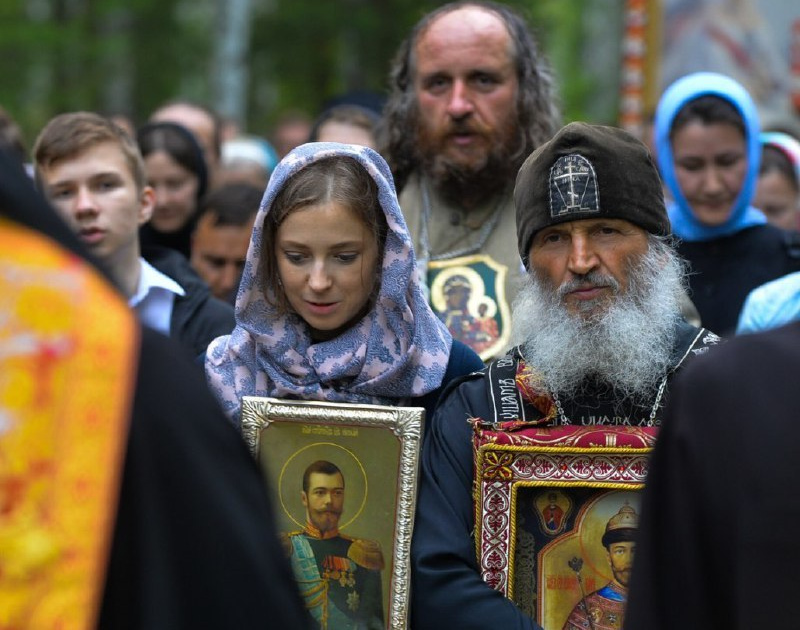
[347,538,385,571]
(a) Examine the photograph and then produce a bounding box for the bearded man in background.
[378,1,559,359]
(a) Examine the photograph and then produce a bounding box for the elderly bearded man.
[378,1,560,360]
[409,122,721,630]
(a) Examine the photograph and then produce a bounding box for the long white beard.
[511,240,686,402]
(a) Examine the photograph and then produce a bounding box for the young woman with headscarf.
[205,142,483,428]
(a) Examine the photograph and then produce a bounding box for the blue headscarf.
[205,142,452,425]
[654,72,765,241]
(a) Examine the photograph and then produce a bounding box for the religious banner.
[658,0,799,128]
[0,216,137,629]
[619,0,661,137]
[622,0,800,140]
[473,423,657,630]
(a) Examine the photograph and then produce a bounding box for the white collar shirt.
[129,257,185,336]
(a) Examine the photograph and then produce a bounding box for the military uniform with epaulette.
[287,524,385,630]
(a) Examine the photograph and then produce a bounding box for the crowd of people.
[3,1,800,629]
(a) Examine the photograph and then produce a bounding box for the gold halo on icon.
[474,295,497,319]
[278,441,368,530]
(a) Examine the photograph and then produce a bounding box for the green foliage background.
[0,0,624,149]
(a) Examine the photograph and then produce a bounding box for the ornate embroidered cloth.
[0,217,137,629]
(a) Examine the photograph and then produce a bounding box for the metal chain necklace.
[418,178,506,262]
[551,375,669,427]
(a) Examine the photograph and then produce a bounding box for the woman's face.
[144,150,200,233]
[275,200,380,341]
[753,169,799,231]
[671,121,747,226]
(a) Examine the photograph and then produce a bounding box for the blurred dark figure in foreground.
[0,148,311,629]
[625,321,800,629]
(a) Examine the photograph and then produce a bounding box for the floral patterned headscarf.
[205,142,452,425]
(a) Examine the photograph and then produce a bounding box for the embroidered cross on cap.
[549,154,600,217]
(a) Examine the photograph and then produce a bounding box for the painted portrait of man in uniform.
[561,503,638,630]
[240,397,424,628]
[509,489,642,628]
[287,459,385,629]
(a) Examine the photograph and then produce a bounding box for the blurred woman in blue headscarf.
[654,71,800,336]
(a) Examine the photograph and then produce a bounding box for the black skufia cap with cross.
[514,121,670,268]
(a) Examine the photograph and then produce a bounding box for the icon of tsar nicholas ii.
[286,460,385,630]
[563,503,638,630]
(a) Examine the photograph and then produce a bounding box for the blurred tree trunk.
[212,0,254,129]
[98,4,135,120]
[52,0,87,112]
[582,0,624,124]
[19,0,55,138]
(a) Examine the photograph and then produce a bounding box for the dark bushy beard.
[416,114,523,208]
[511,241,686,403]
